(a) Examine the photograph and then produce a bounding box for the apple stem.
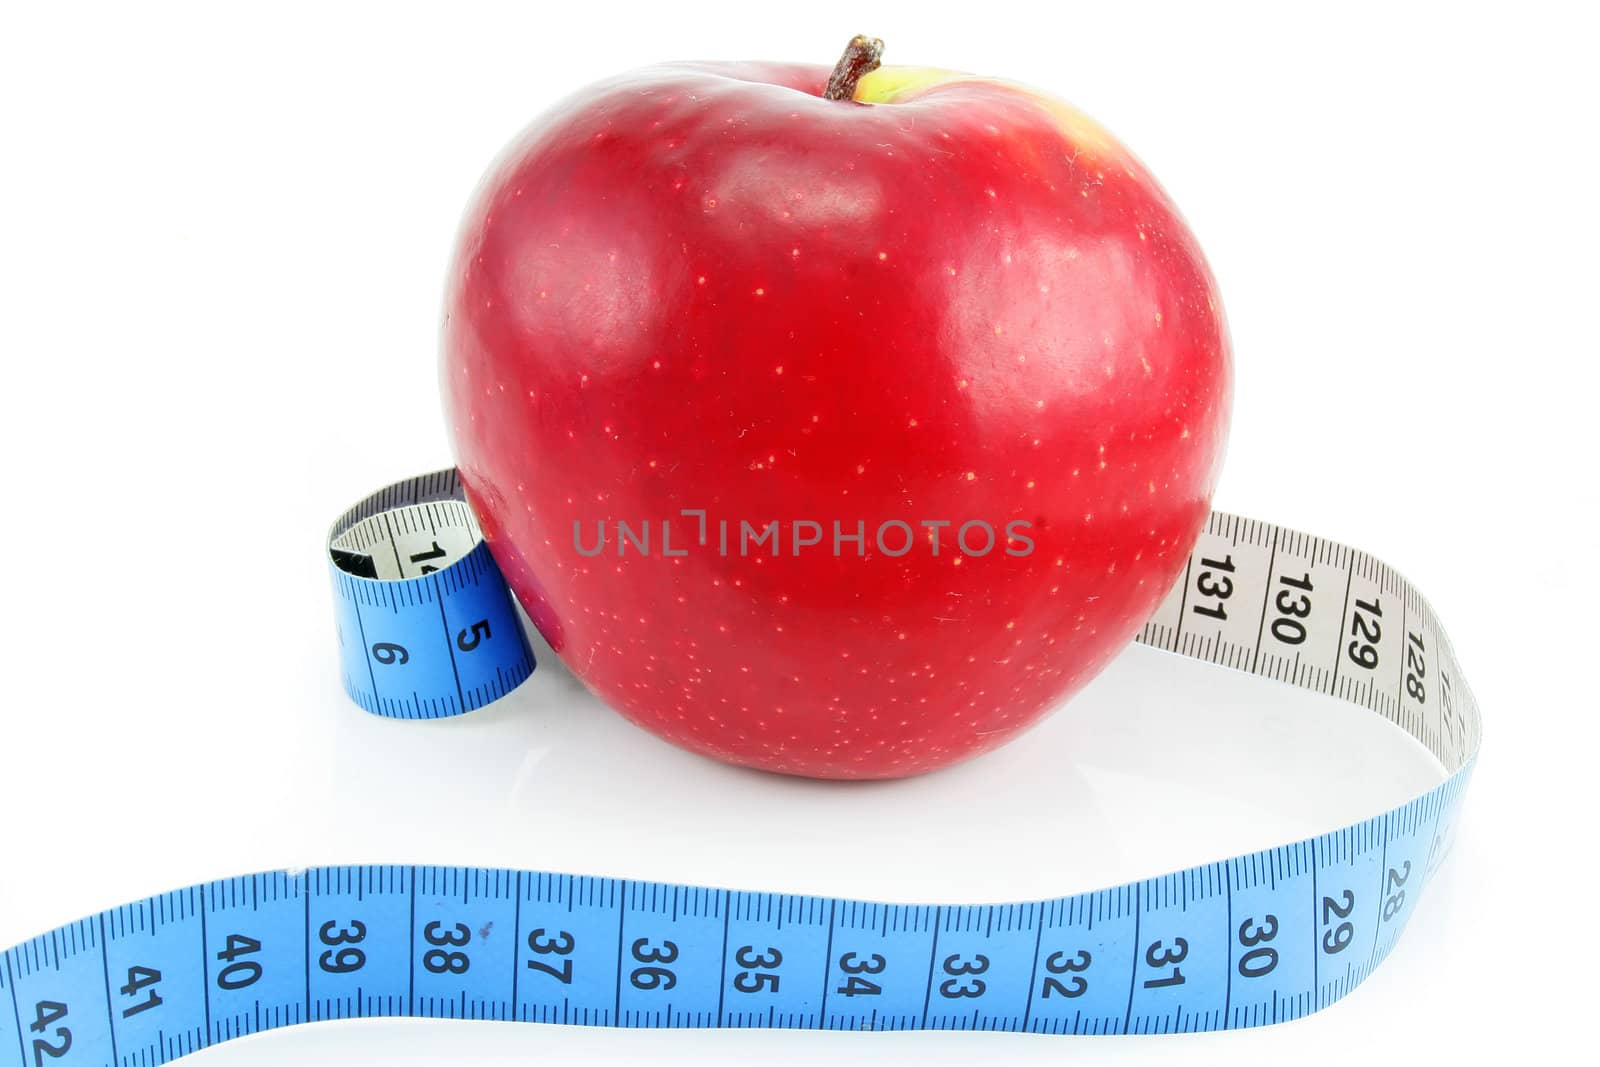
[823,35,884,101]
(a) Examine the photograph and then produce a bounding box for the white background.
[1,0,1594,1061]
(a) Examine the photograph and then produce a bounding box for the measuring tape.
[1,470,1479,1063]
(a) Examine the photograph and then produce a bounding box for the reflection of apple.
[442,37,1231,779]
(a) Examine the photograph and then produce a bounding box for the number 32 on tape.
[0,470,1480,1064]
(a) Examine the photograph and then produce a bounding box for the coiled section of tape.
[327,470,535,717]
[0,472,1480,1063]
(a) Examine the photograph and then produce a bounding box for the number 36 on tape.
[0,469,1480,1064]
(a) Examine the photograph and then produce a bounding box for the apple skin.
[442,59,1230,779]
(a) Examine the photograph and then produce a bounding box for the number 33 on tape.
[0,470,1480,1063]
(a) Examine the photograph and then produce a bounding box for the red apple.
[442,38,1230,779]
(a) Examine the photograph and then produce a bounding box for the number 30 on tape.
[0,470,1480,1063]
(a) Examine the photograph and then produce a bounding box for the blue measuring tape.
[0,470,1479,1063]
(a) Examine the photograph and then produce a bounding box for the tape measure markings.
[2,794,1471,1053]
[0,472,1480,1064]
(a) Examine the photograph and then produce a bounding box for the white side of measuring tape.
[0,471,1479,1064]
